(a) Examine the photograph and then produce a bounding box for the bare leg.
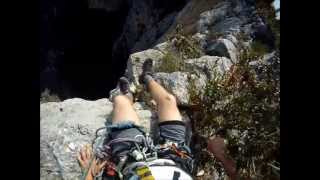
[147,79,182,122]
[112,95,141,125]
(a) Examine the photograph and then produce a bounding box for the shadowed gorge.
[40,0,187,100]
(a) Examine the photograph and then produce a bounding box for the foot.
[138,58,154,85]
[119,76,130,94]
[109,76,133,102]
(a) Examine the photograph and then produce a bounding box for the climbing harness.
[82,122,194,180]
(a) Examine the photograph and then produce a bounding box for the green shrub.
[173,35,204,59]
[236,31,251,42]
[168,24,204,60]
[249,40,269,59]
[155,52,185,73]
[190,48,280,179]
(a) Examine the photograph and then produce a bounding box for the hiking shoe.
[138,58,154,85]
[109,76,133,102]
[119,76,130,94]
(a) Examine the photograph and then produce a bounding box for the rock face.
[40,98,152,180]
[121,0,266,106]
[206,38,238,63]
[112,0,187,67]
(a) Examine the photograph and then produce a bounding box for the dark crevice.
[40,0,187,100]
[40,0,129,100]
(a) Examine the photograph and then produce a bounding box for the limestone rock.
[205,38,238,63]
[40,98,152,180]
[153,42,171,53]
[185,56,233,79]
[198,1,231,34]
[112,0,181,65]
[195,1,255,63]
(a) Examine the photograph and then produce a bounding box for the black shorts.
[109,120,186,159]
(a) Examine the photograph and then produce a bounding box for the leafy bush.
[247,40,269,60]
[190,48,280,179]
[168,25,204,60]
[157,25,205,74]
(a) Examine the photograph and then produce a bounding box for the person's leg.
[147,79,186,144]
[112,95,140,125]
[139,59,186,144]
[109,76,141,125]
[108,77,144,161]
[139,59,182,122]
[147,79,182,122]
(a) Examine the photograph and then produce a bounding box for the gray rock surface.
[210,17,243,36]
[112,0,182,64]
[205,38,238,63]
[194,0,257,62]
[185,56,233,79]
[198,1,231,33]
[40,98,152,180]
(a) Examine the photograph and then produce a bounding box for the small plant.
[173,35,204,59]
[40,88,61,103]
[236,31,251,42]
[135,57,141,63]
[168,24,204,60]
[156,25,205,74]
[250,40,270,58]
[236,40,269,63]
[188,77,200,107]
[155,52,185,73]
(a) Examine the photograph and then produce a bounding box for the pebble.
[68,142,76,151]
[196,170,205,176]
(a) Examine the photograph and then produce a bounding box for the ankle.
[114,94,133,104]
[144,74,154,86]
[124,92,134,103]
